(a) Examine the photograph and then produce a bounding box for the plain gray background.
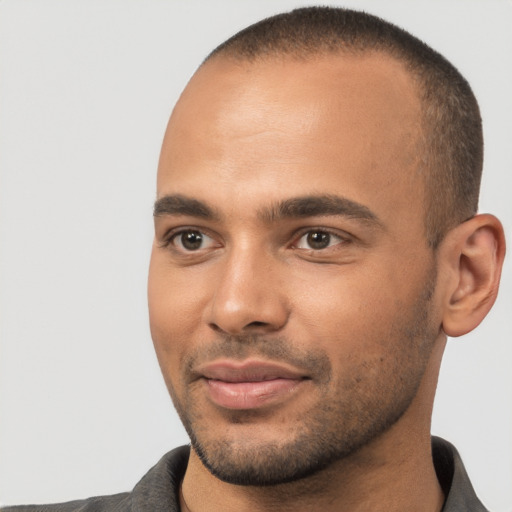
[1,0,511,509]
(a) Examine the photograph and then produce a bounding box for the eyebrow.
[261,195,382,226]
[153,194,219,220]
[153,193,382,228]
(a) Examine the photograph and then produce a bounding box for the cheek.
[148,253,210,373]
[286,258,431,371]
[289,264,398,340]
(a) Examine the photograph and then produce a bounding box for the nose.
[207,247,290,336]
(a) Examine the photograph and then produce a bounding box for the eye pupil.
[181,230,203,250]
[307,231,330,249]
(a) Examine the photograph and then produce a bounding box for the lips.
[196,360,309,410]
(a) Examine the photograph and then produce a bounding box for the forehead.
[157,52,424,233]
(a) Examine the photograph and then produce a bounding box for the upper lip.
[195,359,308,383]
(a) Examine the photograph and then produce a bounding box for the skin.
[148,52,505,512]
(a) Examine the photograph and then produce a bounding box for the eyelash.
[291,228,352,251]
[161,226,352,255]
[161,227,219,251]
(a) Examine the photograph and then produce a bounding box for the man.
[2,6,506,512]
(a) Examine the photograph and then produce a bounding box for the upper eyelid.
[157,226,215,249]
[157,224,355,249]
[291,226,354,243]
[160,225,218,240]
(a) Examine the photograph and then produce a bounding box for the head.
[148,7,504,486]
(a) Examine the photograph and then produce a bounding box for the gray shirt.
[1,437,488,511]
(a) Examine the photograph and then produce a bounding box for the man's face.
[149,53,442,485]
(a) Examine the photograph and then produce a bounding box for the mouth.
[195,359,310,410]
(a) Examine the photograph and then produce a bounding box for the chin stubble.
[167,267,438,486]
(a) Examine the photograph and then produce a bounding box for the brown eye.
[172,230,215,251]
[306,231,331,249]
[295,230,347,251]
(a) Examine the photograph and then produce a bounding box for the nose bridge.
[208,236,288,334]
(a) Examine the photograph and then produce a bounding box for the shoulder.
[1,446,190,512]
[0,493,130,512]
[432,437,489,512]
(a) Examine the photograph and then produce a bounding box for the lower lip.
[205,378,304,410]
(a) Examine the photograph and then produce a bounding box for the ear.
[441,214,506,338]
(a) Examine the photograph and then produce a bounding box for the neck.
[182,338,446,512]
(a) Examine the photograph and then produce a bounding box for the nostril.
[246,321,268,328]
[208,320,270,335]
[208,323,223,333]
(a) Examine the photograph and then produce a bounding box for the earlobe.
[441,214,506,338]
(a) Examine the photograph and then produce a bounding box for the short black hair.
[205,7,483,247]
